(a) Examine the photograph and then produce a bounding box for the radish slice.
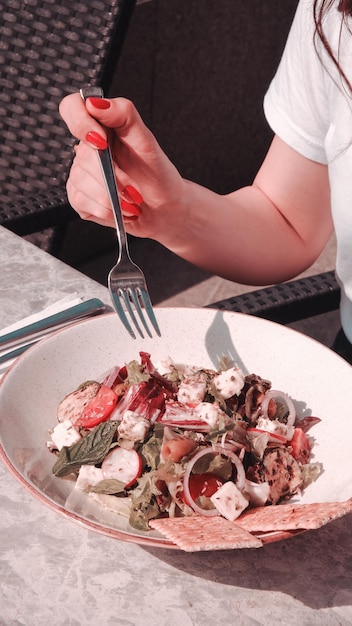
[183,446,246,516]
[261,390,296,427]
[247,427,287,444]
[160,419,210,432]
[102,447,142,488]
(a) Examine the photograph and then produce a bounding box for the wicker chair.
[208,270,340,325]
[0,0,136,247]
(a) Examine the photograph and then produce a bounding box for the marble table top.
[1,226,352,626]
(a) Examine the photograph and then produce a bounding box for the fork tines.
[108,279,161,340]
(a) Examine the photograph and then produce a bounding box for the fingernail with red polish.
[85,131,108,150]
[120,198,141,217]
[88,97,111,110]
[122,185,143,206]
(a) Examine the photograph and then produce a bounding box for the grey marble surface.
[0,228,110,329]
[1,227,352,626]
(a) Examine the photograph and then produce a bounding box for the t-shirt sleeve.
[264,0,330,164]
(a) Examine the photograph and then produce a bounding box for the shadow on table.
[141,514,352,611]
[139,309,352,611]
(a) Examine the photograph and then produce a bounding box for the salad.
[47,352,322,531]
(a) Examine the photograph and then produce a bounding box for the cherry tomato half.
[75,384,118,428]
[188,472,224,501]
[290,427,311,464]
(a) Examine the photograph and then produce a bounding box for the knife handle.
[0,298,106,352]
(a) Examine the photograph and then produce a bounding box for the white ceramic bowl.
[1,308,351,548]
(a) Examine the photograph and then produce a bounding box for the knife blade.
[0,298,107,354]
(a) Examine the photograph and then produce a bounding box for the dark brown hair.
[314,0,352,91]
[338,0,352,12]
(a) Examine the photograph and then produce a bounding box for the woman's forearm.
[154,135,332,285]
[155,180,328,285]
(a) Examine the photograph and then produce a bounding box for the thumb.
[59,92,108,143]
[86,96,157,154]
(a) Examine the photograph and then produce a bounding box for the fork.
[80,86,161,339]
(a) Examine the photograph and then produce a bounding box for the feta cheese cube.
[213,367,245,400]
[76,465,104,491]
[154,357,175,376]
[49,419,81,450]
[257,416,294,441]
[118,410,151,442]
[193,402,224,430]
[177,380,207,404]
[210,481,249,521]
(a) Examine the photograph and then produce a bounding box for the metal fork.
[80,86,161,339]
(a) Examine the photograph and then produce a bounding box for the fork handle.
[80,87,127,258]
[98,147,128,253]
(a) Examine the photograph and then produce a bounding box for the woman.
[59,0,352,361]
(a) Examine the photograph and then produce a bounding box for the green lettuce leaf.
[126,359,150,384]
[129,473,160,531]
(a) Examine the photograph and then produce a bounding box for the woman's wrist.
[153,179,223,260]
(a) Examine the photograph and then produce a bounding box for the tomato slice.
[188,473,224,501]
[75,384,118,428]
[290,427,311,464]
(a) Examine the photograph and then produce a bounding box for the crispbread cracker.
[235,498,352,532]
[149,515,263,551]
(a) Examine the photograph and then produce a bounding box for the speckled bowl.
[1,308,351,548]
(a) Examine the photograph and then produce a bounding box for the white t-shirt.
[264,0,352,343]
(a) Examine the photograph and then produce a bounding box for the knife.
[0,298,107,354]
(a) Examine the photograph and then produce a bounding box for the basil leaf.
[52,421,118,477]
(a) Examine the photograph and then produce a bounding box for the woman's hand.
[59,94,186,239]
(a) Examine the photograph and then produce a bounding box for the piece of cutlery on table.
[0,298,106,365]
[80,86,161,341]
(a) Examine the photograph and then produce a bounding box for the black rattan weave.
[208,270,340,323]
[0,0,136,234]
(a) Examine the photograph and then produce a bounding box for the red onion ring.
[212,444,246,492]
[260,390,296,427]
[183,449,219,517]
[183,445,246,517]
